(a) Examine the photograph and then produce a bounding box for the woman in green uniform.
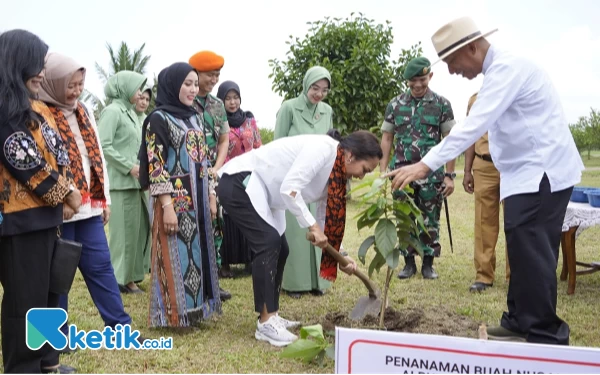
[274,66,333,298]
[98,71,151,294]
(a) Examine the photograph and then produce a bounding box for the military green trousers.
[394,181,443,257]
[108,189,151,285]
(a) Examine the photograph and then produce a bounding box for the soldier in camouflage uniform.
[380,57,457,280]
[189,50,231,301]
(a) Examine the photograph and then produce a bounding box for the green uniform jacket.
[98,71,147,191]
[274,66,334,292]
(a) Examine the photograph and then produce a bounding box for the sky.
[3,0,599,129]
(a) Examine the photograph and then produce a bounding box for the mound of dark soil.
[322,307,480,338]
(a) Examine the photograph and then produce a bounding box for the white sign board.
[335,327,600,374]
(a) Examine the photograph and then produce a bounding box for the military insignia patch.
[423,67,429,74]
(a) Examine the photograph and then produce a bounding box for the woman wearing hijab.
[98,70,151,294]
[217,129,382,346]
[274,66,334,298]
[0,29,79,374]
[135,87,152,124]
[216,81,262,277]
[139,62,222,327]
[39,52,135,345]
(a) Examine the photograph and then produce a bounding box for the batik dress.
[145,110,221,327]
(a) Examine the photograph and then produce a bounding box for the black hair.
[327,129,383,160]
[0,29,48,130]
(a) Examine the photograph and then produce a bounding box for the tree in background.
[81,42,153,119]
[95,42,150,84]
[570,108,600,160]
[269,12,422,136]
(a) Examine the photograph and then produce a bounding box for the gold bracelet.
[162,202,173,208]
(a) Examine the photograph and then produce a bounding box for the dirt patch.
[323,307,480,339]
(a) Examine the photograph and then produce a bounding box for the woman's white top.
[218,134,339,235]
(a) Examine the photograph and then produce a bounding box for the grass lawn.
[580,150,600,169]
[1,171,599,373]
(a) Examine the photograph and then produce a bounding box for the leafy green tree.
[570,108,600,159]
[94,42,150,85]
[269,12,422,136]
[81,42,151,119]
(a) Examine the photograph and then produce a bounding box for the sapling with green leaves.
[351,173,425,328]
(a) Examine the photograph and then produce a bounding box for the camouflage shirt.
[382,89,455,182]
[192,94,230,165]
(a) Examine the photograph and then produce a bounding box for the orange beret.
[189,51,224,72]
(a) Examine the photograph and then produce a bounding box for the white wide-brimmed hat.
[431,16,498,64]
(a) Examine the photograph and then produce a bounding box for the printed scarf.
[48,103,106,208]
[320,145,347,281]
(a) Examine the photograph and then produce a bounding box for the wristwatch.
[444,172,456,180]
[66,184,75,196]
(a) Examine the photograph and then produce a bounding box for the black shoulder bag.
[49,226,83,295]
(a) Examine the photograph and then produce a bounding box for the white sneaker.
[255,316,298,347]
[276,313,301,329]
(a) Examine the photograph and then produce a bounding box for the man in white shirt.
[384,17,584,345]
